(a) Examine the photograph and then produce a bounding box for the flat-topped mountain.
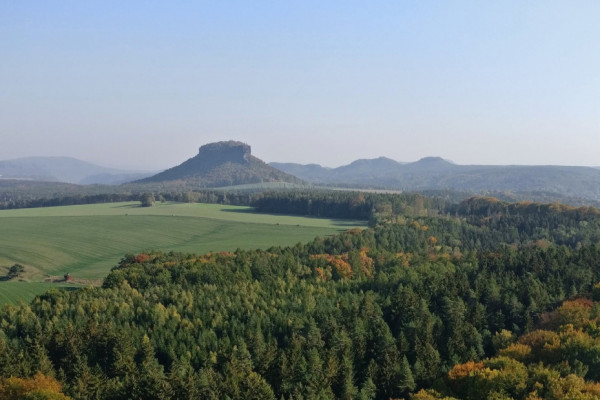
[271,157,600,201]
[136,141,305,187]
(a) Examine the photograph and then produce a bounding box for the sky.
[1,1,599,170]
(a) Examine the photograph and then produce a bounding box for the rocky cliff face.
[197,141,251,165]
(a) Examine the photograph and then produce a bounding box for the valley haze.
[1,140,600,206]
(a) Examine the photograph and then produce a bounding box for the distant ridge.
[271,157,600,201]
[136,141,305,187]
[405,156,456,170]
[0,157,153,185]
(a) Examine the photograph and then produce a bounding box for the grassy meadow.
[0,281,80,305]
[0,202,365,304]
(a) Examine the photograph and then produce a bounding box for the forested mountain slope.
[1,197,600,399]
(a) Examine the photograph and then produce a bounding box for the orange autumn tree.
[311,254,353,280]
[0,372,71,400]
[423,296,600,400]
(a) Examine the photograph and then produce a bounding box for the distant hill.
[136,141,305,187]
[271,157,600,201]
[0,157,153,185]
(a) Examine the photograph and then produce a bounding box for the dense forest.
[1,196,600,399]
[416,295,600,399]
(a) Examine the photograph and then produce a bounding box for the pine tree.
[397,355,415,395]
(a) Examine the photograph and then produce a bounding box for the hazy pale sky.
[1,1,599,170]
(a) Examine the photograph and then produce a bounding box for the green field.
[0,202,365,304]
[0,281,81,305]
